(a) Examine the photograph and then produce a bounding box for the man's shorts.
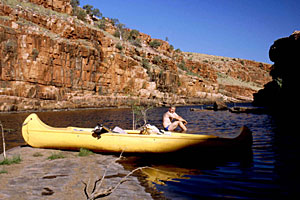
[164,125,170,131]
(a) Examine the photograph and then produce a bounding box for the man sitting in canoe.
[163,106,187,132]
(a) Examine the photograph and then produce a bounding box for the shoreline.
[0,146,157,199]
[0,100,252,115]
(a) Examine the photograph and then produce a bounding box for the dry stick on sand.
[0,121,6,159]
[82,151,149,200]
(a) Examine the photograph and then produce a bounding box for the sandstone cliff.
[0,0,271,112]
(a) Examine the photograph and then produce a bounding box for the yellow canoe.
[22,113,252,153]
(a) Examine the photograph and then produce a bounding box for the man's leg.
[178,121,187,132]
[168,121,180,131]
[168,121,187,131]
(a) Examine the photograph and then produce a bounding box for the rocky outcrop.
[0,0,271,112]
[253,31,300,109]
[28,0,72,14]
[0,146,152,199]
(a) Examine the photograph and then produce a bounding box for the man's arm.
[174,113,187,124]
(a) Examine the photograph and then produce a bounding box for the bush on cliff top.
[149,40,161,49]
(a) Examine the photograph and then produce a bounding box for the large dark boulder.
[213,100,228,111]
[253,31,300,110]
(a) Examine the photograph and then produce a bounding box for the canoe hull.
[22,113,252,153]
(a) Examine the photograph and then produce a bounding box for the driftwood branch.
[110,166,149,192]
[83,166,149,200]
[82,180,89,199]
[96,151,124,191]
[82,151,149,200]
[0,121,6,159]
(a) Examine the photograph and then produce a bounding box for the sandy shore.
[0,146,153,200]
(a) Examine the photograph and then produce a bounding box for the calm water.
[0,105,299,199]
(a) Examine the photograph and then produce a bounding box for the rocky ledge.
[0,146,153,200]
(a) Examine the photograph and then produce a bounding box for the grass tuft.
[78,148,94,157]
[47,152,65,160]
[0,169,8,174]
[0,155,22,165]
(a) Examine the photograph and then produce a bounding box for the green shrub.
[153,56,162,65]
[70,0,79,9]
[73,7,87,21]
[116,43,123,51]
[110,18,119,26]
[113,30,120,38]
[175,48,181,53]
[149,40,161,49]
[91,8,102,18]
[130,38,142,47]
[97,19,106,30]
[177,60,187,71]
[169,45,174,51]
[129,29,139,40]
[82,5,93,16]
[83,4,102,18]
[142,58,150,70]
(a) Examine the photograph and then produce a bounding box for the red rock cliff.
[0,0,271,112]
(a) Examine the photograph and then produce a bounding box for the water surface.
[0,105,299,199]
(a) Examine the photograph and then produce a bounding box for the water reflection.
[120,147,254,197]
[141,167,191,186]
